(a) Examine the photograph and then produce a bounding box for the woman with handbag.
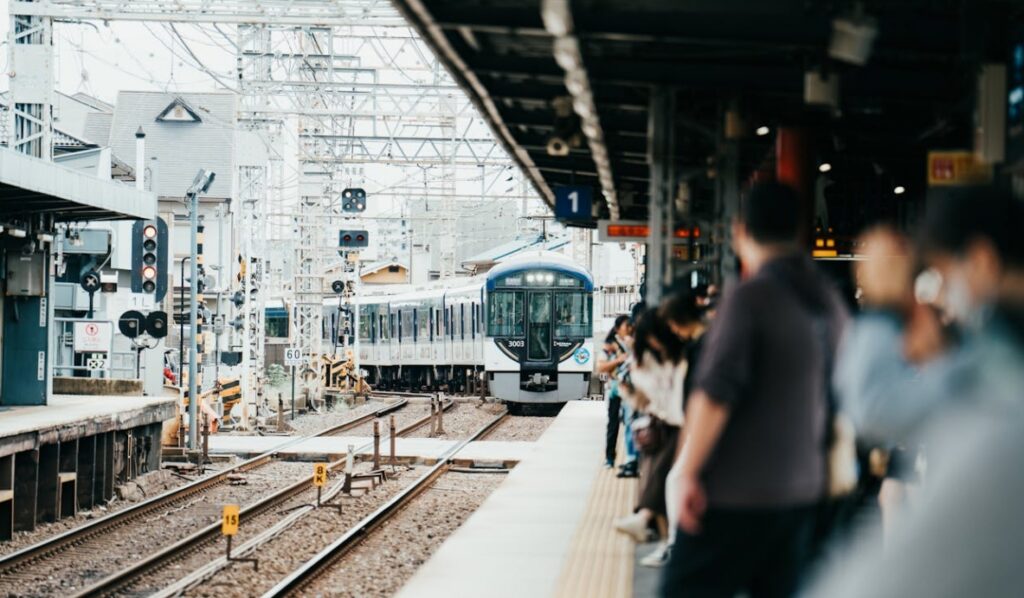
[614,305,692,566]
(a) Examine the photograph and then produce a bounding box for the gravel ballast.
[0,460,313,597]
[404,402,506,439]
[483,414,555,442]
[301,471,505,597]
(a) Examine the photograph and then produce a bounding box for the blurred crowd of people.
[600,181,1024,597]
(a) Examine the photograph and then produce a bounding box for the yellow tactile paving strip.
[553,462,638,598]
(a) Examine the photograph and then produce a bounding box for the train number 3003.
[506,339,525,348]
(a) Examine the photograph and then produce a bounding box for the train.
[267,251,597,403]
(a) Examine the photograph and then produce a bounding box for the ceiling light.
[818,163,832,173]
[894,185,906,195]
[756,126,770,136]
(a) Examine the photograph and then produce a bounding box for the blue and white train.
[271,251,596,403]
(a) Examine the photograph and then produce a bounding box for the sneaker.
[613,512,650,543]
[604,459,614,469]
[640,543,671,568]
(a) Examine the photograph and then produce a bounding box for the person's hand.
[678,474,707,534]
[855,227,914,309]
[904,303,947,363]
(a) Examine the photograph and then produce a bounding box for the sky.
[0,2,554,251]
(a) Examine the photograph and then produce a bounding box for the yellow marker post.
[313,462,328,507]
[221,504,258,570]
[222,504,240,536]
[313,463,328,487]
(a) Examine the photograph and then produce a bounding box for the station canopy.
[0,147,156,221]
[395,0,1021,223]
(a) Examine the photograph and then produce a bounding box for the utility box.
[6,253,45,296]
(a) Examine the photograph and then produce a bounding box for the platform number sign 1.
[554,185,593,223]
[222,504,240,536]
[313,463,328,487]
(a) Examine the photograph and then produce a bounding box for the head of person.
[733,181,802,272]
[919,187,1024,324]
[659,289,706,341]
[605,314,631,344]
[632,308,684,366]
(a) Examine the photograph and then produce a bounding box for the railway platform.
[0,394,174,541]
[397,400,639,598]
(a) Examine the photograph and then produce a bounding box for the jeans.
[621,400,638,464]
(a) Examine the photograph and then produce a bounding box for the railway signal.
[338,230,369,249]
[340,187,367,212]
[131,218,168,301]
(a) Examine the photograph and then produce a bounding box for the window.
[487,291,524,337]
[460,304,465,340]
[265,308,289,338]
[417,306,430,341]
[527,292,552,361]
[401,309,413,343]
[359,311,371,342]
[554,293,592,337]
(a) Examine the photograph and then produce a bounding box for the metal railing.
[53,317,137,379]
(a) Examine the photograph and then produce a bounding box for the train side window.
[460,303,465,340]
[429,308,434,342]
[471,303,476,338]
[419,305,430,341]
[413,308,418,342]
[487,291,524,336]
[554,292,591,337]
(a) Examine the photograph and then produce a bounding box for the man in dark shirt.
[662,182,848,597]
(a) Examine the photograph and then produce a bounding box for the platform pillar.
[13,449,38,532]
[646,87,676,304]
[775,127,814,245]
[77,435,96,510]
[36,443,58,523]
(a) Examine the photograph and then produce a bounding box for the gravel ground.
[266,398,389,436]
[182,465,425,598]
[300,471,505,598]
[0,460,313,598]
[482,414,555,442]
[0,466,225,558]
[404,402,506,439]
[340,403,431,438]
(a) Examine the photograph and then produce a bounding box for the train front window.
[527,292,552,361]
[488,291,524,336]
[554,293,591,337]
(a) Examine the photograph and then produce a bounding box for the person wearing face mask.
[806,191,1024,597]
[833,188,1024,447]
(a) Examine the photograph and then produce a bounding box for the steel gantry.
[10,0,511,413]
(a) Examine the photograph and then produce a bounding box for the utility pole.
[186,170,216,449]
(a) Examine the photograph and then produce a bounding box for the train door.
[526,291,553,362]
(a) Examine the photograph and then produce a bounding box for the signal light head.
[142,280,156,293]
[143,224,157,239]
[142,266,157,281]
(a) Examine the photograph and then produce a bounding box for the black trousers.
[605,393,621,463]
[660,505,816,598]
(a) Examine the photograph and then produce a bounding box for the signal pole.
[186,170,216,449]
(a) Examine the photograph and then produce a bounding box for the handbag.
[632,415,663,454]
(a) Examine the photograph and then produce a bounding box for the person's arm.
[834,311,963,444]
[677,390,730,533]
[596,350,626,374]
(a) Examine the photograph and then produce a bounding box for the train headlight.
[526,274,536,284]
[545,273,555,284]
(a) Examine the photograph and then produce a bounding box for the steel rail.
[71,399,458,597]
[0,397,405,577]
[261,410,509,597]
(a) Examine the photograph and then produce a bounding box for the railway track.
[0,397,409,595]
[261,410,509,597]
[65,399,478,598]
